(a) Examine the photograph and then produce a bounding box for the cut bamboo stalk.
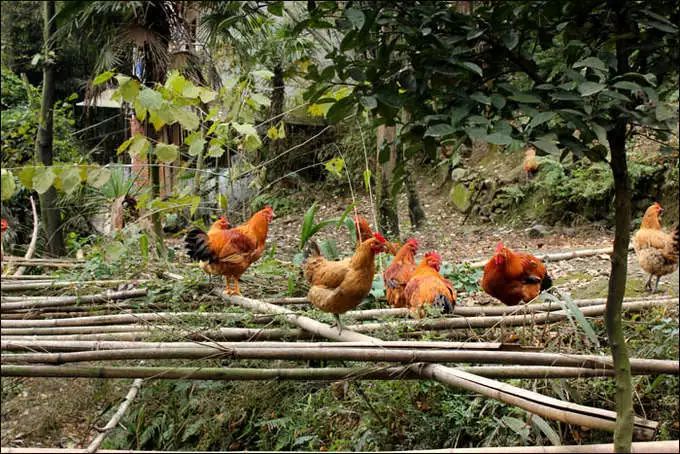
[86,378,142,453]
[221,293,659,439]
[1,440,678,453]
[0,339,512,352]
[1,324,179,336]
[3,347,675,375]
[0,280,147,292]
[0,364,658,382]
[419,364,657,440]
[1,289,148,310]
[0,274,54,280]
[346,300,673,333]
[11,196,39,277]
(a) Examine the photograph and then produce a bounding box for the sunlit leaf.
[87,167,111,189]
[93,70,115,86]
[17,167,35,191]
[155,143,179,163]
[325,157,345,178]
[1,169,16,201]
[33,167,56,194]
[59,166,82,194]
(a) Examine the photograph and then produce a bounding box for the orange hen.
[185,206,274,295]
[632,202,679,292]
[383,238,419,308]
[523,147,539,180]
[481,242,552,306]
[404,251,456,318]
[303,233,388,333]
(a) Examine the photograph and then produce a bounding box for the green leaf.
[484,132,513,145]
[59,166,82,194]
[117,136,135,155]
[267,1,283,16]
[155,143,179,163]
[324,157,345,178]
[138,88,163,110]
[573,57,607,72]
[267,126,279,140]
[198,87,217,104]
[376,88,403,108]
[344,8,365,29]
[359,96,377,110]
[527,112,555,129]
[139,234,149,262]
[460,61,483,77]
[207,145,224,158]
[1,169,16,201]
[171,107,200,131]
[87,167,111,189]
[509,93,542,103]
[231,122,258,137]
[190,195,201,216]
[612,81,642,91]
[250,93,271,108]
[17,167,35,190]
[502,416,530,441]
[470,92,491,105]
[93,70,115,86]
[33,167,56,194]
[243,134,262,152]
[532,138,560,155]
[502,30,519,50]
[188,136,206,157]
[251,69,275,80]
[490,94,506,109]
[165,71,189,94]
[326,96,355,124]
[578,82,606,96]
[425,123,457,138]
[655,104,674,122]
[590,123,608,146]
[300,202,319,249]
[128,135,151,160]
[117,76,140,102]
[531,415,561,446]
[363,168,372,192]
[218,193,228,210]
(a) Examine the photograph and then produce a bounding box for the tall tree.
[35,0,65,256]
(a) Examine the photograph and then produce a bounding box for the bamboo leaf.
[363,169,372,192]
[531,415,562,446]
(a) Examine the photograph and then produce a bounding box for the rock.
[451,168,469,183]
[527,223,550,238]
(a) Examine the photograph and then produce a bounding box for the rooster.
[523,147,539,180]
[481,242,553,306]
[383,238,419,308]
[404,251,456,318]
[632,202,679,292]
[303,233,388,333]
[354,214,399,254]
[185,206,274,295]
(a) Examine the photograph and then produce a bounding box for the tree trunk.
[265,62,286,180]
[606,121,634,453]
[405,169,426,229]
[35,0,65,257]
[375,125,399,236]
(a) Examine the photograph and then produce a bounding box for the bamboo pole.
[1,440,678,453]
[0,274,54,280]
[221,293,659,439]
[0,280,147,292]
[345,300,673,333]
[86,378,143,453]
[1,289,148,311]
[0,339,513,351]
[12,196,40,277]
[3,347,675,375]
[0,364,669,382]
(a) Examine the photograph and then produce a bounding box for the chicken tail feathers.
[540,274,553,291]
[433,294,455,314]
[666,225,680,262]
[185,228,216,262]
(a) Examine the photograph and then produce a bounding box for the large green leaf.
[345,8,365,29]
[138,88,163,110]
[87,167,111,189]
[573,56,607,72]
[171,107,200,131]
[59,166,82,194]
[532,138,560,155]
[425,123,457,137]
[484,132,513,145]
[188,136,206,157]
[326,96,356,123]
[93,70,114,86]
[33,167,56,194]
[527,111,555,129]
[155,143,179,163]
[509,93,542,103]
[1,169,16,201]
[17,167,35,190]
[128,135,151,160]
[460,61,483,77]
[578,82,606,96]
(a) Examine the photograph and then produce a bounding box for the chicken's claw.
[331,314,344,335]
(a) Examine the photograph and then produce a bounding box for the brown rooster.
[185,206,274,295]
[481,242,552,306]
[403,251,456,318]
[523,147,539,180]
[383,238,419,308]
[303,233,388,333]
[632,202,679,292]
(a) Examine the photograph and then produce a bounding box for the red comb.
[406,238,419,248]
[425,251,442,262]
[495,241,504,254]
[654,202,663,209]
[373,232,386,243]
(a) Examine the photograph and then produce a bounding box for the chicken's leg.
[331,313,344,335]
[653,275,661,293]
[644,274,653,292]
[233,279,241,296]
[224,276,234,295]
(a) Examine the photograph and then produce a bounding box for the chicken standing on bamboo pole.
[302,233,388,333]
[404,251,456,318]
[383,238,419,308]
[185,206,274,295]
